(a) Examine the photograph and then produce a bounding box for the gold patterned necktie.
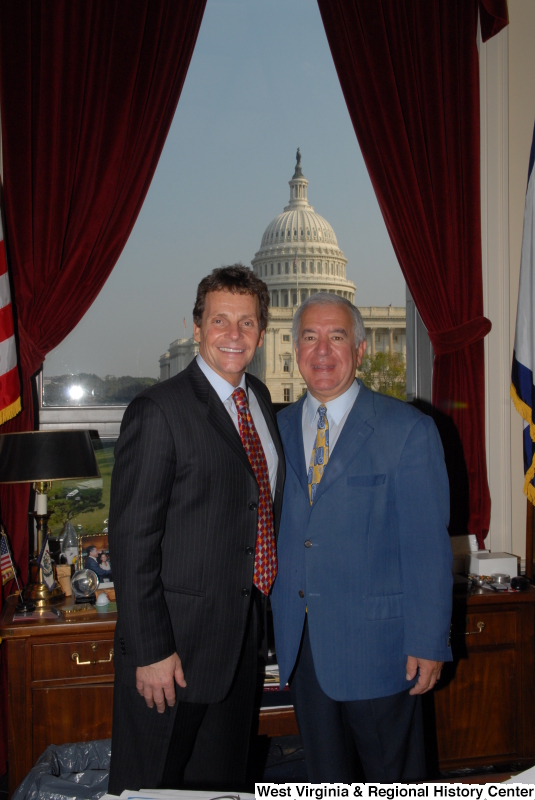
[308,405,329,505]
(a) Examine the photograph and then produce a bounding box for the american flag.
[0,215,21,424]
[0,531,15,585]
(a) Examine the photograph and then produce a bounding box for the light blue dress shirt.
[302,379,360,468]
[196,354,278,498]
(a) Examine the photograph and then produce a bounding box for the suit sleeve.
[109,396,177,667]
[395,415,453,662]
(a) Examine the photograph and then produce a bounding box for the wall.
[508,0,535,561]
[481,0,535,563]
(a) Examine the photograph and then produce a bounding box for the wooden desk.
[2,586,535,794]
[432,585,535,772]
[0,599,116,797]
[0,598,296,796]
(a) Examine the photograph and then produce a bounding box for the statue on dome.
[296,148,301,166]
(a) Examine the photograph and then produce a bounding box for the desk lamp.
[0,430,101,606]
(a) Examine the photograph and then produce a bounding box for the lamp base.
[25,580,65,608]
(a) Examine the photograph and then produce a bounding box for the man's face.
[295,304,366,402]
[193,290,265,386]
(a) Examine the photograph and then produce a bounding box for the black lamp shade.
[0,430,101,484]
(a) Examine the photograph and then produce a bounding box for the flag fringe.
[511,383,535,441]
[0,395,21,426]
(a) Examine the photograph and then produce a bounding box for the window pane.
[47,438,116,539]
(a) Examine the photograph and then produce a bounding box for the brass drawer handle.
[465,621,485,636]
[71,649,114,666]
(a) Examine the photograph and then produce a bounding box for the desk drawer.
[451,610,517,647]
[32,639,115,681]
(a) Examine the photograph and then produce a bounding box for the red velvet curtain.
[317,0,508,547]
[0,0,206,771]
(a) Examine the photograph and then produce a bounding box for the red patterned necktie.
[232,387,277,595]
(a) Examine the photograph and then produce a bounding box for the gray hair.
[292,292,366,347]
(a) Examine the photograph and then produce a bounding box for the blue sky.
[44,0,404,380]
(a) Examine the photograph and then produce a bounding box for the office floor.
[0,738,523,796]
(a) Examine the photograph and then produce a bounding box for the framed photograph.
[80,534,113,585]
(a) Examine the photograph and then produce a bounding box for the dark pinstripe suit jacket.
[108,359,285,703]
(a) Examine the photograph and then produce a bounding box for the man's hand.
[136,652,187,712]
[406,656,443,695]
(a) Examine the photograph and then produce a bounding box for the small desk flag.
[0,215,21,424]
[512,121,535,503]
[0,530,15,585]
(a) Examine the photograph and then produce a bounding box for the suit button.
[242,588,251,597]
[304,540,312,548]
[245,546,254,555]
[299,590,305,598]
[248,502,257,511]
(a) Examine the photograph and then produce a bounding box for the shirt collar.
[305,379,359,426]
[196,354,246,404]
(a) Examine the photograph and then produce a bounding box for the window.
[301,261,306,273]
[292,290,297,305]
[282,334,290,342]
[40,0,409,447]
[47,437,116,539]
[293,261,297,274]
[300,289,307,303]
[277,263,281,274]
[283,359,290,373]
[271,264,274,275]
[283,388,291,402]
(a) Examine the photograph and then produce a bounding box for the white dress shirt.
[302,379,360,468]
[196,354,278,498]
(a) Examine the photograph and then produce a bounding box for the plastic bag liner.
[12,739,111,800]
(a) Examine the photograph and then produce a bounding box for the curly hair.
[193,264,270,331]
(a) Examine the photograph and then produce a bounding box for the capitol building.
[159,153,406,402]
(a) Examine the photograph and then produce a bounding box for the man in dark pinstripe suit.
[108,266,285,793]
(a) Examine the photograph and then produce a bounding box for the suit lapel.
[187,360,254,478]
[312,381,376,506]
[280,395,309,497]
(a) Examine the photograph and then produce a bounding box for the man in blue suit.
[271,293,452,782]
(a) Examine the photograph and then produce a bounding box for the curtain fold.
[316,0,508,547]
[0,0,206,773]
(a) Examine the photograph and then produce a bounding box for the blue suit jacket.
[271,382,453,701]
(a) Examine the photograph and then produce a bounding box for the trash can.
[12,740,111,800]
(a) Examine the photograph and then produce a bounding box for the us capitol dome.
[249,149,356,306]
[159,151,406,400]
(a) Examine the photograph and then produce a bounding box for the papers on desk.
[505,763,535,782]
[101,791,255,800]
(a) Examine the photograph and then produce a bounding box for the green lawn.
[48,442,115,539]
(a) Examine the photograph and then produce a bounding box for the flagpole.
[527,501,534,581]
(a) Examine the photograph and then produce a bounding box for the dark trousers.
[161,595,259,789]
[289,620,426,783]
[109,594,260,793]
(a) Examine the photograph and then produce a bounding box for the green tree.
[48,486,105,528]
[359,351,406,400]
